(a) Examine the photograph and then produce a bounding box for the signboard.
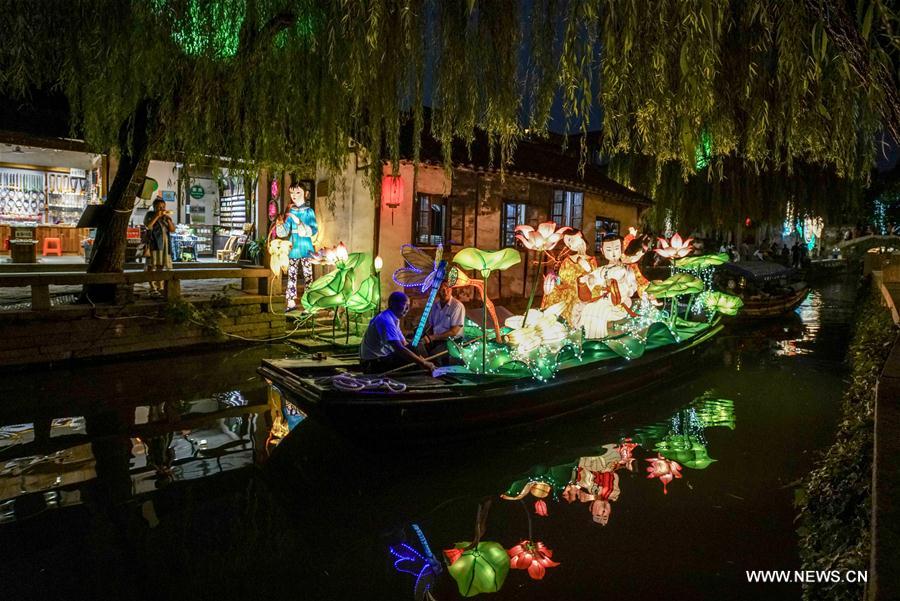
[189,185,205,199]
[70,168,86,178]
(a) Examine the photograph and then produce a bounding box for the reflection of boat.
[257,323,723,438]
[718,262,809,319]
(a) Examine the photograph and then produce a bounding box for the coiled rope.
[320,373,408,393]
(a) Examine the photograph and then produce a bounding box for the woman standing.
[143,195,175,297]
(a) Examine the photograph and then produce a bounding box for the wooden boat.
[718,261,809,319]
[257,322,724,438]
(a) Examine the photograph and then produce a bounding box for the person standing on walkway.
[143,196,175,296]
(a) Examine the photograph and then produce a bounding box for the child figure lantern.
[577,234,639,339]
[276,185,319,311]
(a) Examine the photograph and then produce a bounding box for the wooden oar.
[379,338,480,376]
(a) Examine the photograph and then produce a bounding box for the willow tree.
[0,0,897,298]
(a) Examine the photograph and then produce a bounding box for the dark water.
[0,278,857,601]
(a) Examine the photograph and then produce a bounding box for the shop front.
[133,162,257,263]
[0,143,102,264]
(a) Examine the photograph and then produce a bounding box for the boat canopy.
[722,261,793,282]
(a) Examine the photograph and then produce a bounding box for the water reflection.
[0,391,267,523]
[385,394,736,598]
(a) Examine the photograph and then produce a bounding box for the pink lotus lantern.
[646,453,683,494]
[654,233,694,260]
[508,540,560,580]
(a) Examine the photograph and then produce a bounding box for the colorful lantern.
[653,233,694,260]
[444,542,510,597]
[508,540,560,580]
[645,453,683,494]
[382,174,403,209]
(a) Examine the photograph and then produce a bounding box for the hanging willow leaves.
[0,0,896,228]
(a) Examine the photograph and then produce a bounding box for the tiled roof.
[397,114,652,207]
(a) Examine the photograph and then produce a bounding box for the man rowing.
[360,291,437,374]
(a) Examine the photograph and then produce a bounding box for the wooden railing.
[0,267,271,310]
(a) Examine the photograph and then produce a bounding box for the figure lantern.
[382,174,404,224]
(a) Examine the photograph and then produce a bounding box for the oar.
[379,338,481,376]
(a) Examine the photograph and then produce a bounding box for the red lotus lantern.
[382,174,403,209]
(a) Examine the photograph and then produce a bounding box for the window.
[415,195,448,246]
[502,202,527,247]
[551,190,583,230]
[594,216,621,253]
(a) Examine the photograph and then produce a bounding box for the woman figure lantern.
[576,233,639,339]
[276,184,319,311]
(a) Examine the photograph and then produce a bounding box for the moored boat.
[718,261,809,319]
[258,321,724,438]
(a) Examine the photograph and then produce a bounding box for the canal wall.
[0,295,286,369]
[870,267,900,601]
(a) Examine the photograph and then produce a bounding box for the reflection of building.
[0,393,267,523]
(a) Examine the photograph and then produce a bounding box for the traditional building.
[313,124,652,306]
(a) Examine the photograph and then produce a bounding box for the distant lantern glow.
[382,174,403,209]
[374,255,383,272]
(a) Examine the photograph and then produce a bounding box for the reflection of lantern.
[382,175,403,208]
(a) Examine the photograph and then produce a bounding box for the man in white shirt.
[420,282,465,362]
[360,291,436,374]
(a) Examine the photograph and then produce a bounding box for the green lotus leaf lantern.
[674,252,730,270]
[656,435,717,469]
[452,247,521,372]
[452,247,521,277]
[445,541,510,597]
[704,291,744,316]
[646,273,705,298]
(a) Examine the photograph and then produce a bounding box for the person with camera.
[143,195,176,297]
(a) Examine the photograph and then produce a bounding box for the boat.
[717,261,809,319]
[257,321,724,438]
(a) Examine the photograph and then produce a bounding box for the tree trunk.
[82,99,156,303]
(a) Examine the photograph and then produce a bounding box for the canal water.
[0,278,856,601]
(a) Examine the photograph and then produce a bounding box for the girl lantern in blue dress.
[276,184,319,311]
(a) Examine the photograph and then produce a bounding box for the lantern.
[382,174,403,209]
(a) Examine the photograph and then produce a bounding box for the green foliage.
[796,281,898,601]
[246,236,267,263]
[0,0,896,221]
[164,297,226,336]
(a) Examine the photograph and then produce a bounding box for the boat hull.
[258,324,724,438]
[737,285,809,319]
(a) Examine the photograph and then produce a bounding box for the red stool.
[42,237,63,256]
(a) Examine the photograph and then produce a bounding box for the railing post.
[165,277,181,302]
[31,284,51,311]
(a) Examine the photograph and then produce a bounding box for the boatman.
[419,282,465,362]
[360,291,437,375]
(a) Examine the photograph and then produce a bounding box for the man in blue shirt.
[360,292,436,374]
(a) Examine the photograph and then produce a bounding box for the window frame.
[551,189,584,231]
[501,201,528,248]
[594,216,621,253]
[413,193,449,247]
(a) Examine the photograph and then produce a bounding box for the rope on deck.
[322,374,408,393]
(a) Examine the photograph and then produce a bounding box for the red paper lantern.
[381,175,403,209]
